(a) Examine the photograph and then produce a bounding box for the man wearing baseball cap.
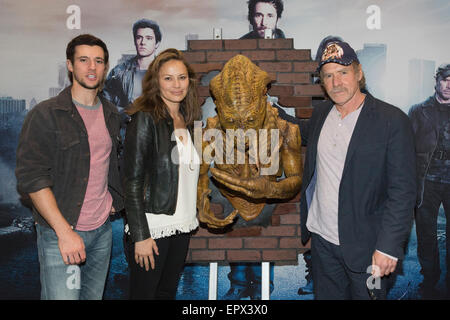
[408,63,450,299]
[299,41,416,299]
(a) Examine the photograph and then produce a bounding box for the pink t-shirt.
[75,103,113,231]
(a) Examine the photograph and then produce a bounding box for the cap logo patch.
[322,43,344,62]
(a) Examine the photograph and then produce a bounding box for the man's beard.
[73,73,103,90]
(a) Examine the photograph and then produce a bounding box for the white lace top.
[145,130,200,239]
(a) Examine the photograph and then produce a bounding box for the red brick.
[241,50,275,61]
[261,226,296,236]
[278,96,311,108]
[267,72,277,82]
[197,85,210,97]
[263,249,297,261]
[280,214,300,225]
[189,40,223,50]
[191,250,225,261]
[277,73,311,84]
[279,238,302,248]
[294,61,318,72]
[259,61,292,72]
[224,39,257,50]
[244,238,278,249]
[276,49,311,61]
[227,250,261,261]
[191,62,224,74]
[273,203,297,215]
[295,107,313,119]
[271,215,280,226]
[207,51,240,62]
[267,85,294,96]
[209,238,242,249]
[226,226,262,237]
[192,227,225,237]
[295,84,324,96]
[258,39,293,49]
[189,238,207,249]
[183,51,206,63]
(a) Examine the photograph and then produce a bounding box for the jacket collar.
[423,95,437,108]
[416,95,440,123]
[341,93,377,176]
[311,93,377,144]
[54,85,119,115]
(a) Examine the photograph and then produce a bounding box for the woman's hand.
[134,237,159,271]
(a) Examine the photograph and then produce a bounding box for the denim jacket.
[15,86,124,229]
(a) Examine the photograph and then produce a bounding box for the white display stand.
[208,262,218,300]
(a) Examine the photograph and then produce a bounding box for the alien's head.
[210,55,271,131]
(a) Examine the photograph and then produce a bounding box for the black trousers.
[126,232,190,300]
[415,180,450,288]
[311,233,387,300]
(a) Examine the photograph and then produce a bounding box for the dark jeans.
[126,232,190,300]
[415,180,450,288]
[311,233,387,300]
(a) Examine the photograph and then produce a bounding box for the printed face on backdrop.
[436,76,450,103]
[321,62,363,107]
[252,2,278,38]
[158,59,189,107]
[67,45,106,90]
[135,27,159,58]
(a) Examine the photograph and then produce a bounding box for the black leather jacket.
[408,95,443,206]
[16,86,124,228]
[123,110,193,242]
[103,56,138,111]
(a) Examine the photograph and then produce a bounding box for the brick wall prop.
[184,39,319,265]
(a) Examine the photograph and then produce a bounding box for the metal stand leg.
[261,262,270,300]
[208,262,218,300]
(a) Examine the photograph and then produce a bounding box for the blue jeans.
[36,219,112,300]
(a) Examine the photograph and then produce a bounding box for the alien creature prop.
[197,55,303,229]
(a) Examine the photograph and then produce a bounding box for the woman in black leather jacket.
[123,48,202,299]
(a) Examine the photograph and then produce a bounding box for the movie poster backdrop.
[0,0,449,299]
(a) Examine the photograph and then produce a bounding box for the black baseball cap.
[317,41,359,72]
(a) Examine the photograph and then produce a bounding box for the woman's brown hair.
[127,48,201,127]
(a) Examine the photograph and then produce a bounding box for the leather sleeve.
[123,111,153,242]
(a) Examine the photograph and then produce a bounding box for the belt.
[432,149,450,160]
